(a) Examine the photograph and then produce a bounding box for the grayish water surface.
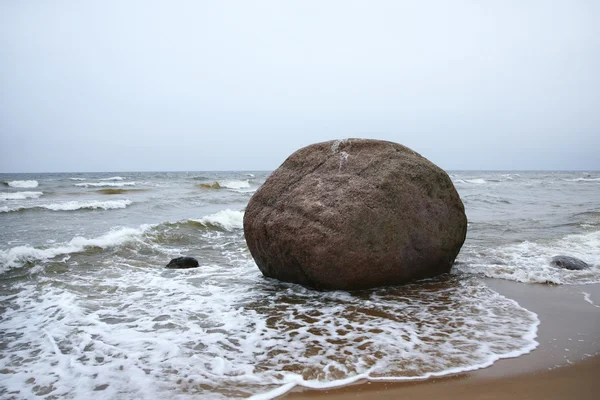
[1,171,598,399]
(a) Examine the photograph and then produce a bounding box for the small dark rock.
[550,255,590,271]
[166,256,199,269]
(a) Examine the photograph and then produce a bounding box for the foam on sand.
[0,191,44,200]
[0,199,132,213]
[0,271,539,399]
[5,180,39,188]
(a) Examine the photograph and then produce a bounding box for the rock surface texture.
[243,139,467,290]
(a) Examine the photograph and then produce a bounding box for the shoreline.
[285,279,600,399]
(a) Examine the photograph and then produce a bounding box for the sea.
[1,170,599,399]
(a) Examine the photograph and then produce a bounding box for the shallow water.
[1,170,599,399]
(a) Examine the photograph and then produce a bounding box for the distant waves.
[0,191,44,200]
[3,180,39,188]
[75,182,136,188]
[0,199,132,213]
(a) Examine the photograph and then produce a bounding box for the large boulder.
[243,139,467,290]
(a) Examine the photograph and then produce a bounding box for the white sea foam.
[219,180,251,190]
[69,177,86,181]
[99,176,125,181]
[564,177,600,182]
[581,292,600,308]
[0,200,132,213]
[454,230,600,284]
[74,182,135,188]
[0,270,539,399]
[0,225,151,271]
[195,209,244,231]
[6,180,39,188]
[0,191,44,200]
[455,178,486,184]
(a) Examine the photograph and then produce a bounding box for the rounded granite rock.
[243,139,467,290]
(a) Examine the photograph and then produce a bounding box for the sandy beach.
[287,280,600,399]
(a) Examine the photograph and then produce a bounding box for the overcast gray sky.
[1,1,598,172]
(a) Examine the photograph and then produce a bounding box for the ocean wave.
[0,200,132,213]
[75,182,136,188]
[96,188,145,195]
[197,182,222,189]
[454,230,600,284]
[98,176,125,181]
[501,173,520,180]
[193,209,244,231]
[564,177,600,182]
[198,180,251,190]
[0,191,44,200]
[0,225,151,271]
[454,178,486,185]
[4,180,39,188]
[69,177,86,181]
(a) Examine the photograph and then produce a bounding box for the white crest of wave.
[69,177,86,181]
[196,209,244,230]
[74,182,135,188]
[454,178,486,184]
[455,230,600,284]
[219,180,251,189]
[99,176,125,181]
[0,225,151,271]
[7,180,39,188]
[42,200,132,211]
[0,200,132,213]
[565,177,600,182]
[0,191,44,200]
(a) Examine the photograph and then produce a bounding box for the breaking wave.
[193,209,244,231]
[454,230,600,284]
[4,180,39,188]
[454,178,486,185]
[198,180,251,190]
[75,182,136,188]
[0,191,44,200]
[564,177,600,182]
[0,225,151,272]
[0,200,132,213]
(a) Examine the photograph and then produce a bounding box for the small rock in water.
[550,255,590,271]
[166,256,199,269]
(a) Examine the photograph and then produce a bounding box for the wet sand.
[287,280,600,399]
